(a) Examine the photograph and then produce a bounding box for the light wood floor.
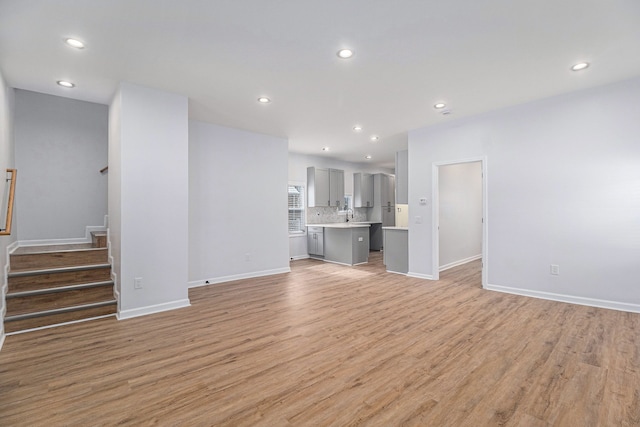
[1,253,638,426]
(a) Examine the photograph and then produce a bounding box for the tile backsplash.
[307,207,369,224]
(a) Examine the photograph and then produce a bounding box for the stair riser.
[10,249,108,271]
[92,234,107,248]
[8,267,111,293]
[6,285,115,317]
[4,303,117,333]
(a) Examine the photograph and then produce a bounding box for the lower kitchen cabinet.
[307,226,324,257]
[383,227,408,274]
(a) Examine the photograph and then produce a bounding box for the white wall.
[108,90,122,300]
[14,90,108,241]
[0,71,16,348]
[409,76,640,312]
[438,161,482,269]
[109,83,190,318]
[189,121,290,284]
[288,152,393,259]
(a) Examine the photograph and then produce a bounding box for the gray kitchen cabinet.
[369,173,396,224]
[379,173,395,207]
[329,168,345,208]
[383,228,408,274]
[307,167,344,207]
[307,226,324,256]
[382,205,395,226]
[353,172,373,208]
[395,150,408,204]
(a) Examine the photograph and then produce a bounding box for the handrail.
[0,168,17,236]
[100,166,108,173]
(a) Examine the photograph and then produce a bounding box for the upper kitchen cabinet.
[395,150,408,205]
[329,168,345,208]
[369,173,396,224]
[353,172,373,208]
[307,167,344,207]
[376,173,395,208]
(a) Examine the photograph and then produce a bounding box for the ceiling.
[1,1,639,168]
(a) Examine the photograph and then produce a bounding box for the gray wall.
[0,71,16,345]
[14,90,108,241]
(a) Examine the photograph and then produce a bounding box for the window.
[288,184,305,235]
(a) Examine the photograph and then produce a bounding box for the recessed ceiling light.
[365,155,372,160]
[257,97,271,103]
[434,103,446,109]
[64,38,85,49]
[57,80,75,88]
[571,62,589,71]
[370,136,379,142]
[337,49,354,59]
[322,147,330,151]
[353,125,362,132]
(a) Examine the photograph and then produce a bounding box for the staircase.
[4,232,116,333]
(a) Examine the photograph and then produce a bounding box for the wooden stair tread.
[4,302,117,334]
[9,263,111,276]
[6,288,116,317]
[8,267,112,293]
[7,280,114,298]
[11,243,95,254]
[10,248,108,271]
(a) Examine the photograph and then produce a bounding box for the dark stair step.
[10,247,108,271]
[4,301,117,334]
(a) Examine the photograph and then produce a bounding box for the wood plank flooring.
[0,253,638,426]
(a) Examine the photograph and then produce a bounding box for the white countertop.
[308,223,372,229]
[382,226,408,231]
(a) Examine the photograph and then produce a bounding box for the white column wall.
[109,83,190,318]
[0,72,16,347]
[408,76,640,312]
[188,121,290,285]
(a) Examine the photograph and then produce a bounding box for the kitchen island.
[308,223,371,265]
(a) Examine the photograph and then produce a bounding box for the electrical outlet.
[134,277,143,289]
[550,265,560,275]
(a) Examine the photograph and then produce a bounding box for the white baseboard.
[386,269,408,276]
[439,254,482,272]
[18,237,91,246]
[18,219,108,247]
[407,272,435,280]
[290,254,310,261]
[117,298,191,320]
[188,267,291,288]
[486,283,640,314]
[6,240,18,255]
[2,241,18,352]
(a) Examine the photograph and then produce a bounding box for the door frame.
[431,156,488,287]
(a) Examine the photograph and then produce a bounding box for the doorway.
[432,157,487,287]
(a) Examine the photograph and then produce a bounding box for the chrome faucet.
[346,208,353,222]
